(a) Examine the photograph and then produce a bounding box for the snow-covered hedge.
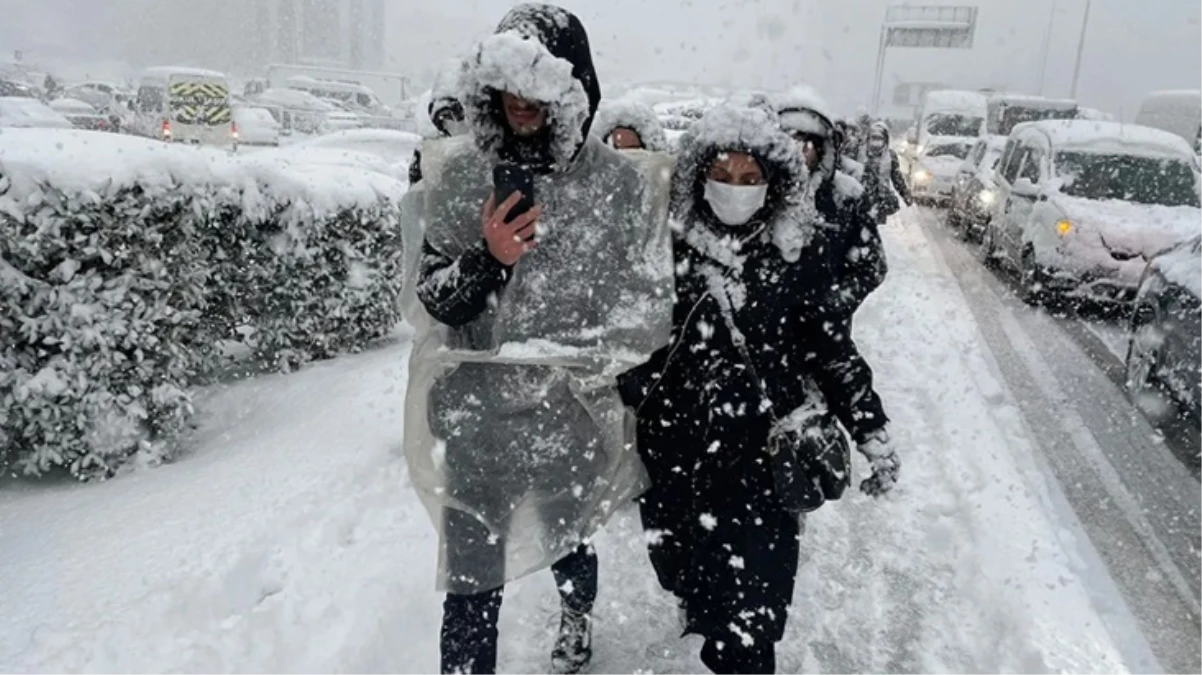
[0,129,405,478]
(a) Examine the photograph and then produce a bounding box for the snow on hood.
[0,128,403,222]
[460,3,601,173]
[0,97,74,129]
[591,98,668,152]
[1055,195,1202,259]
[770,84,837,183]
[672,104,815,261]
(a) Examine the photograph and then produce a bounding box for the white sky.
[1,0,1198,119]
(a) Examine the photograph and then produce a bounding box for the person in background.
[409,59,468,185]
[833,118,866,180]
[592,98,669,152]
[773,87,887,316]
[861,121,912,225]
[621,104,900,674]
[406,4,673,673]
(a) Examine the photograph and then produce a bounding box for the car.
[1126,236,1201,423]
[947,135,1008,240]
[909,138,974,206]
[232,105,281,146]
[0,78,41,99]
[48,97,115,132]
[0,96,74,129]
[60,81,133,113]
[981,120,1201,307]
[133,66,236,148]
[251,88,341,135]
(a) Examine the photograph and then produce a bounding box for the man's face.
[501,91,548,137]
[790,131,824,171]
[609,127,643,150]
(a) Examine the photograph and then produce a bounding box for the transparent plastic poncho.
[404,136,674,594]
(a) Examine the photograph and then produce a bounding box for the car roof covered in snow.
[49,97,98,113]
[1014,120,1198,159]
[989,93,1077,110]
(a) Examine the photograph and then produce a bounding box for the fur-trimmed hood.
[592,99,669,152]
[770,84,838,184]
[672,105,819,263]
[460,3,602,173]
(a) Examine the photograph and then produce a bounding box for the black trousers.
[440,543,597,674]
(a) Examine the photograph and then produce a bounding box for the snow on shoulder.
[0,128,403,220]
[1016,120,1197,159]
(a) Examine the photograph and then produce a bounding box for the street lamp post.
[870,22,889,115]
[1036,0,1059,95]
[1070,0,1093,99]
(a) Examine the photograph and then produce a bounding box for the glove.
[858,430,900,496]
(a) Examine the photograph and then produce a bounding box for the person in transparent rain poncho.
[619,104,901,674]
[591,98,670,152]
[403,4,674,673]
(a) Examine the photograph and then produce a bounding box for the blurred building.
[93,0,387,77]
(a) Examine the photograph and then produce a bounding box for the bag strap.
[710,275,783,426]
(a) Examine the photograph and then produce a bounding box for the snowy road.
[910,206,1201,674]
[1,209,1197,673]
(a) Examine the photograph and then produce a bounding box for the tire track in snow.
[913,208,1200,675]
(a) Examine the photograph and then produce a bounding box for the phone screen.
[492,164,536,223]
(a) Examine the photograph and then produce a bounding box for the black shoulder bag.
[717,301,852,515]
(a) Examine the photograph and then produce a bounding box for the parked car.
[0,79,41,99]
[981,120,1201,306]
[910,138,974,206]
[985,94,1078,136]
[1126,236,1201,423]
[232,105,281,146]
[264,128,422,178]
[49,97,115,131]
[948,134,1008,240]
[60,81,133,112]
[0,96,74,129]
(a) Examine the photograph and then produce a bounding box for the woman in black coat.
[861,121,913,225]
[621,105,901,674]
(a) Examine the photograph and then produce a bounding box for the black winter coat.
[621,228,888,644]
[815,175,888,316]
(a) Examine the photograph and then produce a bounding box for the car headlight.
[913,169,931,183]
[1056,219,1073,236]
[978,190,995,205]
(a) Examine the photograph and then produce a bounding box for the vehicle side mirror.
[1012,177,1038,197]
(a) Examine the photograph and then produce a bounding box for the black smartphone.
[492,163,535,224]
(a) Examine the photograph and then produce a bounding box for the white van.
[1135,90,1201,153]
[909,90,988,204]
[134,67,236,148]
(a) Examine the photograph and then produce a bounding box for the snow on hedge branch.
[0,129,406,479]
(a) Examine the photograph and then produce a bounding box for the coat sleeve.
[889,151,912,204]
[799,315,889,443]
[831,198,888,314]
[415,237,511,327]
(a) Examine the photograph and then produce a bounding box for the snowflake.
[699,513,718,530]
[729,556,745,570]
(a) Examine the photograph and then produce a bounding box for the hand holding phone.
[481,191,542,266]
[492,163,535,221]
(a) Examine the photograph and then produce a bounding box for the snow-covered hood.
[672,104,815,262]
[592,98,668,152]
[460,3,601,173]
[770,84,837,182]
[917,154,964,178]
[1055,195,1202,259]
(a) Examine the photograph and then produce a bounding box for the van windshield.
[924,113,982,137]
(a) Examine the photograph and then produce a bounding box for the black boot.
[549,544,598,673]
[441,589,503,674]
[551,605,593,674]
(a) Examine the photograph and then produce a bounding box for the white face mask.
[704,179,769,226]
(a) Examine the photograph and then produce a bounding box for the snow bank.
[1,128,406,479]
